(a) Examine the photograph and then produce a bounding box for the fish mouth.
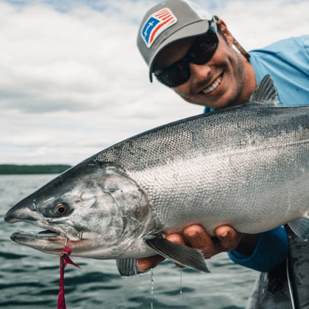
[9,228,68,254]
[10,229,65,243]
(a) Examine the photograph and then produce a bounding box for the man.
[136,0,309,308]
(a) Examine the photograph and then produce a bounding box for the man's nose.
[189,62,211,83]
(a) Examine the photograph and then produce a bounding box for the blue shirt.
[250,35,309,106]
[220,35,309,272]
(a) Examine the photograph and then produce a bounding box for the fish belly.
[130,141,309,236]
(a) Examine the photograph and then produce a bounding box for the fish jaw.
[8,229,112,257]
[8,230,107,257]
[10,230,67,255]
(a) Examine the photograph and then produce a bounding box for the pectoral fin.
[288,218,309,241]
[143,235,210,273]
[116,258,150,277]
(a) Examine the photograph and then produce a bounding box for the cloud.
[1,0,309,164]
[211,0,309,50]
[0,3,139,113]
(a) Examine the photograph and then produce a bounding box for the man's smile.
[201,74,222,95]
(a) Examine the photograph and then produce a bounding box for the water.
[0,175,258,309]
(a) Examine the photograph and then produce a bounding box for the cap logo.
[141,8,177,48]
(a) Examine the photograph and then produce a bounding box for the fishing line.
[150,269,154,309]
[285,225,300,309]
[179,268,183,300]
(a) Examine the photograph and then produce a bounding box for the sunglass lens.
[190,30,218,64]
[156,61,191,87]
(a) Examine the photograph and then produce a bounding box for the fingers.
[215,226,244,252]
[137,255,165,272]
[183,225,243,258]
[183,225,220,258]
[165,233,186,245]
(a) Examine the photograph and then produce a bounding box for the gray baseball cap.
[137,0,213,82]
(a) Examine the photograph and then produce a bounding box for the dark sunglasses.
[154,19,219,88]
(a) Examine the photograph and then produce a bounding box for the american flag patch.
[141,8,177,48]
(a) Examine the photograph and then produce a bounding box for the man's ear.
[216,19,234,46]
[215,17,250,60]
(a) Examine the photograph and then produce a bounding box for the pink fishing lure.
[57,246,80,309]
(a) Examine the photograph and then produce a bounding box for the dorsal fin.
[249,74,280,106]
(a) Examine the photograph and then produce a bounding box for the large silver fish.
[4,75,309,276]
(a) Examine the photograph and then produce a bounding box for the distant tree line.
[0,164,72,175]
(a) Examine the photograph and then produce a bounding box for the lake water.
[0,175,258,309]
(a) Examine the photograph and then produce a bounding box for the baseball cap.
[137,0,213,82]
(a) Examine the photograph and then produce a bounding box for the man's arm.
[228,226,289,272]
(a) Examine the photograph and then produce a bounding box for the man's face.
[153,21,256,110]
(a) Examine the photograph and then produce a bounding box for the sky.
[1,0,309,165]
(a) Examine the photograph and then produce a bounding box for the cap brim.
[149,20,210,82]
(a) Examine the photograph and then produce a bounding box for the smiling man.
[151,19,255,111]
[136,0,309,308]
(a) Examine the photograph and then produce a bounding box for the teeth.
[38,229,59,235]
[202,76,222,94]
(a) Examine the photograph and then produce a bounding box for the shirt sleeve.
[227,226,289,272]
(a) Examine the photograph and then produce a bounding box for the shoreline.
[0,164,72,175]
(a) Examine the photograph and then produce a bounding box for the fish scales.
[93,102,309,235]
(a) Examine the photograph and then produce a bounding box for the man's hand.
[137,225,244,272]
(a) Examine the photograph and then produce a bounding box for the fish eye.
[54,203,69,216]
